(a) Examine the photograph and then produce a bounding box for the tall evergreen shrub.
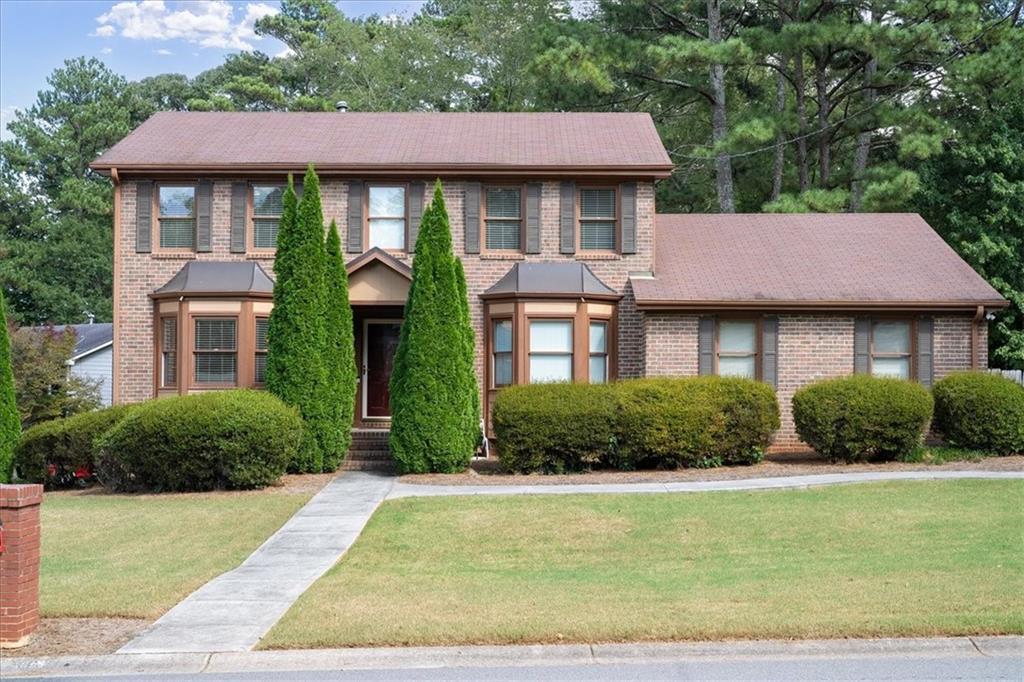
[0,290,19,482]
[389,181,479,473]
[265,168,329,472]
[323,220,357,468]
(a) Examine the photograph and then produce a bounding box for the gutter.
[633,299,1010,313]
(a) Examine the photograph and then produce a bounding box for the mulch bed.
[400,452,1024,486]
[48,472,337,499]
[0,618,150,658]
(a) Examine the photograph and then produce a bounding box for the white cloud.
[155,48,173,55]
[275,45,295,59]
[94,0,278,51]
[0,106,19,142]
[100,46,114,54]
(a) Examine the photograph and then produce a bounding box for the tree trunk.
[794,51,809,191]
[707,0,736,212]
[815,52,831,187]
[850,12,878,212]
[771,56,787,201]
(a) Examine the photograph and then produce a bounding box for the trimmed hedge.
[0,289,18,483]
[492,377,780,473]
[95,390,302,492]
[13,405,134,485]
[792,375,933,463]
[932,372,1024,454]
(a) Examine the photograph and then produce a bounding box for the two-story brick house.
[90,111,1006,454]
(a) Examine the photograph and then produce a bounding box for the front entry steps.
[344,428,395,472]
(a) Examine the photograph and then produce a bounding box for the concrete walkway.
[119,472,395,654]
[388,469,1024,499]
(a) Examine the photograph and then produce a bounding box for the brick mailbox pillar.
[0,484,43,648]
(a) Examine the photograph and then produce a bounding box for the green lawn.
[264,480,1024,648]
[42,488,314,618]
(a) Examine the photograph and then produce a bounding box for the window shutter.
[559,181,576,254]
[762,316,779,388]
[464,182,481,254]
[854,317,871,374]
[346,180,363,253]
[196,179,213,252]
[620,181,637,255]
[916,317,934,387]
[408,181,425,252]
[525,182,541,254]
[230,183,247,253]
[135,181,153,253]
[698,316,716,375]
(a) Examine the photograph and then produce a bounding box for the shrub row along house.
[90,111,1006,457]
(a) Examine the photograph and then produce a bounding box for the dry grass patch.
[263,480,1024,648]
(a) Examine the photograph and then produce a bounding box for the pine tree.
[265,167,328,472]
[389,181,478,473]
[323,220,357,468]
[0,290,19,482]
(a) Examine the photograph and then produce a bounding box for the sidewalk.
[118,472,395,654]
[5,636,1022,678]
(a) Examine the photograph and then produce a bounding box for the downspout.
[111,168,121,404]
[971,305,984,369]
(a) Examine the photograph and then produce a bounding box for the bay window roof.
[481,262,620,300]
[151,261,274,299]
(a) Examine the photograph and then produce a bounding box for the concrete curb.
[388,470,1024,499]
[4,637,1021,678]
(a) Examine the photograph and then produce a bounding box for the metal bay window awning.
[151,261,275,299]
[481,262,621,301]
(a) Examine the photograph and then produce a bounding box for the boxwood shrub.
[792,375,933,463]
[492,377,779,473]
[95,390,303,492]
[932,372,1024,455]
[14,405,135,485]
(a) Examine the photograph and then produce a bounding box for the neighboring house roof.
[40,323,114,361]
[482,262,620,300]
[90,112,674,177]
[151,261,275,299]
[633,213,1008,312]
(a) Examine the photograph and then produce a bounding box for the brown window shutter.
[408,181,425,252]
[698,316,716,375]
[854,317,871,374]
[135,181,153,253]
[559,181,576,254]
[620,181,637,255]
[762,316,779,388]
[230,182,247,253]
[464,182,481,254]
[195,179,213,253]
[346,180,363,253]
[525,182,541,254]
[916,316,934,386]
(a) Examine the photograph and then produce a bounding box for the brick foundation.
[0,484,43,649]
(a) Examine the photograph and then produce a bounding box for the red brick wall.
[0,484,42,648]
[115,179,656,404]
[642,313,983,447]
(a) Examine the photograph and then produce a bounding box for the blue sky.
[0,1,426,137]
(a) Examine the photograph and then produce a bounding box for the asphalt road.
[18,654,1023,681]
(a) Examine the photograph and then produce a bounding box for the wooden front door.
[363,320,402,419]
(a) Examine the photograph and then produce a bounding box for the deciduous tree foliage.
[389,182,479,473]
[9,325,100,429]
[323,220,358,467]
[0,291,19,483]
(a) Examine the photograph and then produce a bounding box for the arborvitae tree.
[389,181,478,473]
[0,290,19,482]
[454,256,481,451]
[265,167,328,472]
[322,220,357,468]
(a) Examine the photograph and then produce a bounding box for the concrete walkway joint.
[118,472,395,654]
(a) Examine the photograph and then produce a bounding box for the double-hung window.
[579,188,617,251]
[717,320,758,379]
[254,317,269,384]
[252,185,284,249]
[160,317,177,388]
[871,320,912,379]
[589,321,608,383]
[529,320,573,383]
[491,319,513,388]
[485,187,522,251]
[158,185,196,250]
[368,185,406,250]
[193,318,237,385]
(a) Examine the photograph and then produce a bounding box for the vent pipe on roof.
[335,101,349,112]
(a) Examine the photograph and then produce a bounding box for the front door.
[363,320,402,419]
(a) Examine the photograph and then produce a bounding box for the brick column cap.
[0,485,43,509]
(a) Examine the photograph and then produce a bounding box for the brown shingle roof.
[92,112,673,176]
[633,213,1007,311]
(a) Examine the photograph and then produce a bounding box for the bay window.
[254,317,269,384]
[529,320,574,383]
[492,319,513,388]
[193,318,237,385]
[160,317,177,388]
[589,321,608,383]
